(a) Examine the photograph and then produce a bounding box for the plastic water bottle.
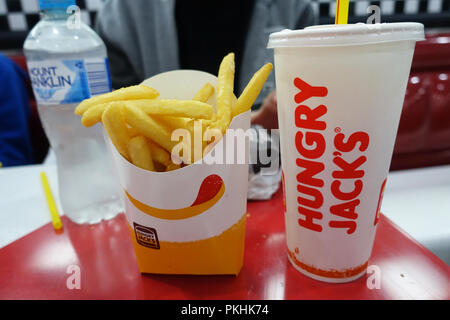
[24,0,123,224]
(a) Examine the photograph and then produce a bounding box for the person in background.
[0,54,34,167]
[95,0,317,130]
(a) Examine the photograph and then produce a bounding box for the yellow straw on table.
[40,171,63,231]
[335,0,349,24]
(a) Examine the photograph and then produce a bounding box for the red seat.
[391,33,450,170]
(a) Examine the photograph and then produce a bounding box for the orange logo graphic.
[125,174,225,220]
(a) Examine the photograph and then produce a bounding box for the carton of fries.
[76,53,272,275]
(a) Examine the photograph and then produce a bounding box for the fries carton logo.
[125,174,225,220]
[134,223,160,249]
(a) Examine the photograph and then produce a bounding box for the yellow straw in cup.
[335,0,349,24]
[40,171,63,231]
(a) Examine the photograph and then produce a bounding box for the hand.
[251,90,278,129]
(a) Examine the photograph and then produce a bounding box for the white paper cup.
[268,23,424,282]
[105,70,250,275]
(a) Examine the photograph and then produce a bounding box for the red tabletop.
[0,189,448,300]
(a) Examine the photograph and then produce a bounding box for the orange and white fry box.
[105,70,250,275]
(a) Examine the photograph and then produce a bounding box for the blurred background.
[1,0,449,169]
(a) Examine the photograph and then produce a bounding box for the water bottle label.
[27,58,112,105]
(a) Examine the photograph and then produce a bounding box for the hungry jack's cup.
[105,70,250,275]
[268,23,424,283]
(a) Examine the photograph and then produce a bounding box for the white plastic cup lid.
[267,23,425,48]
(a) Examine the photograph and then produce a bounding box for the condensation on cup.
[268,23,425,283]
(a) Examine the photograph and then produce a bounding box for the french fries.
[75,53,272,173]
[128,99,213,120]
[193,83,214,148]
[166,163,181,171]
[212,53,235,134]
[122,103,177,154]
[193,83,215,103]
[81,99,212,128]
[81,102,109,127]
[75,85,159,115]
[232,63,273,117]
[128,136,155,171]
[128,127,140,138]
[102,102,131,160]
[155,116,194,133]
[147,140,171,167]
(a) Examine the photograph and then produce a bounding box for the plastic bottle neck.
[41,9,71,21]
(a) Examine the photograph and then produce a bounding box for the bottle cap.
[38,0,76,10]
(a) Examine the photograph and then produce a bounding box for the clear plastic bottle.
[24,0,122,224]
